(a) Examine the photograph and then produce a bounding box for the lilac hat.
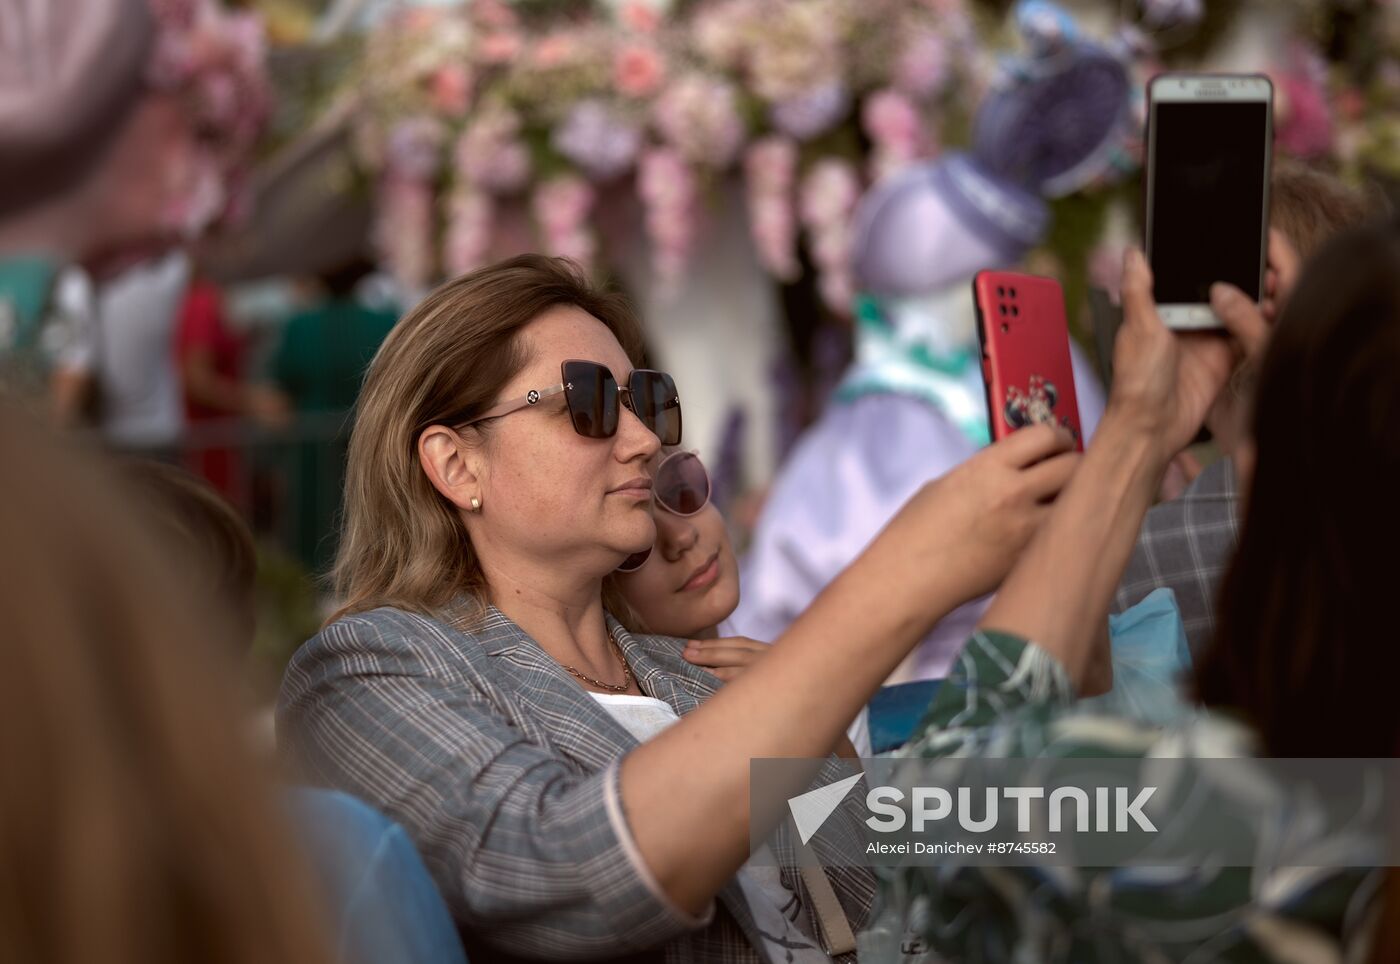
[0,0,156,212]
[850,154,1049,297]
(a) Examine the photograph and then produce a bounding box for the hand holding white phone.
[1144,73,1274,331]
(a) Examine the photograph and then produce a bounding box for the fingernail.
[1210,283,1234,303]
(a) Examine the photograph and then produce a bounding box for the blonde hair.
[0,403,333,964]
[332,254,646,623]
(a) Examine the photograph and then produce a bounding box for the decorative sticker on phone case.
[1004,375,1079,440]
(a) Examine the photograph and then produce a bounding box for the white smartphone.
[1145,73,1273,330]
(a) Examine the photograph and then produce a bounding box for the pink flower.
[444,187,495,276]
[614,43,666,98]
[619,2,662,33]
[430,64,473,117]
[533,176,598,268]
[799,158,860,229]
[894,29,950,97]
[863,88,929,180]
[386,116,447,181]
[692,1,752,69]
[479,31,523,65]
[455,109,531,193]
[532,34,578,69]
[1274,46,1335,160]
[638,147,697,295]
[863,89,924,154]
[653,73,745,167]
[471,0,519,30]
[799,158,862,314]
[376,175,436,290]
[743,136,800,281]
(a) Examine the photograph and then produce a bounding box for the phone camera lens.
[998,304,1007,315]
[1010,305,1020,317]
[1000,323,1009,333]
[997,286,1005,296]
[1009,287,1017,298]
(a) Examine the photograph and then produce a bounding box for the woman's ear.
[418,425,484,512]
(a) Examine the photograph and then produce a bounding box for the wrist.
[1088,411,1171,495]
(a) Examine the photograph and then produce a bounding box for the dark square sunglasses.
[615,450,712,573]
[460,359,682,445]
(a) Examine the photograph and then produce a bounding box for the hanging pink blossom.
[532,33,579,69]
[799,158,862,314]
[443,187,495,277]
[1274,45,1335,160]
[385,116,447,181]
[691,0,751,69]
[743,136,800,281]
[376,175,436,290]
[614,43,667,98]
[894,29,951,97]
[653,73,745,167]
[478,31,524,64]
[863,88,928,180]
[455,109,531,193]
[430,64,473,117]
[470,0,519,30]
[533,176,599,268]
[616,1,663,33]
[638,147,698,296]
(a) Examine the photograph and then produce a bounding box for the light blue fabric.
[1081,587,1195,725]
[289,788,469,964]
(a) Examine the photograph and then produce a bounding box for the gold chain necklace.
[560,626,634,693]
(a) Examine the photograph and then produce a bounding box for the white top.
[589,692,833,963]
[94,252,190,448]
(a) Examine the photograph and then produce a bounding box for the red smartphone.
[972,270,1084,451]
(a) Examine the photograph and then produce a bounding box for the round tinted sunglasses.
[615,451,712,573]
[460,359,682,445]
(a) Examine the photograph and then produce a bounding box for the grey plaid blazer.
[1112,457,1241,653]
[278,601,874,963]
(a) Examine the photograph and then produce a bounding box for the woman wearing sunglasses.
[610,450,860,766]
[609,450,737,643]
[278,254,1081,963]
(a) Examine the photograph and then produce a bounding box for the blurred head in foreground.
[0,403,331,964]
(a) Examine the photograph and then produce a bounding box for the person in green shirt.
[874,221,1400,963]
[269,257,399,574]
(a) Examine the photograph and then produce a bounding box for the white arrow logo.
[787,773,864,845]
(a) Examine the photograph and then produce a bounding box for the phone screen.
[1149,100,1269,303]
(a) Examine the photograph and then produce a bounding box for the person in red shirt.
[176,270,289,503]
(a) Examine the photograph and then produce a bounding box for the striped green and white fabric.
[869,630,1383,964]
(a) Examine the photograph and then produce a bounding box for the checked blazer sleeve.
[277,607,712,961]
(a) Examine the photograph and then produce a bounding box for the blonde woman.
[278,254,1084,962]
